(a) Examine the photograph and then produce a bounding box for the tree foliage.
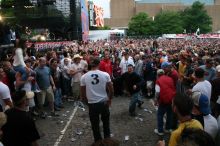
[181,1,212,33]
[154,11,183,35]
[128,12,153,35]
[127,1,212,35]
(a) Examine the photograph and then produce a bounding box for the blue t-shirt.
[35,66,51,90]
[200,65,216,81]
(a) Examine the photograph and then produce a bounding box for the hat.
[157,69,165,75]
[12,90,34,105]
[216,65,220,72]
[73,54,82,59]
[192,91,211,115]
[161,62,172,69]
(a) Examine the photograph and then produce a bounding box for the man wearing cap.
[161,62,178,87]
[121,64,144,116]
[80,57,113,143]
[119,50,135,74]
[210,65,220,118]
[191,91,218,139]
[70,54,84,101]
[2,90,40,146]
[154,69,176,136]
[200,59,216,81]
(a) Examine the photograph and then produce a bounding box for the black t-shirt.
[121,72,143,94]
[2,108,40,146]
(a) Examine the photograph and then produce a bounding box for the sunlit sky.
[89,0,111,18]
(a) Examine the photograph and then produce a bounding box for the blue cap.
[161,62,172,69]
[192,91,211,115]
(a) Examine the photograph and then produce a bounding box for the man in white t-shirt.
[0,68,13,111]
[192,68,212,100]
[119,51,135,74]
[70,54,84,100]
[192,91,218,139]
[80,57,113,143]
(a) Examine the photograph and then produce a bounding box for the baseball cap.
[216,65,220,72]
[157,69,165,75]
[161,62,172,69]
[192,91,211,115]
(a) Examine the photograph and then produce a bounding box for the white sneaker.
[154,129,164,136]
[164,129,173,133]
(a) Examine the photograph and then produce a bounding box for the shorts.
[37,86,54,105]
[146,81,153,89]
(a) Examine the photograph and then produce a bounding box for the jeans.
[157,104,173,133]
[129,91,142,114]
[14,65,27,81]
[62,77,71,96]
[54,88,62,107]
[88,102,110,142]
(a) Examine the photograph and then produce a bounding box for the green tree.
[181,1,212,33]
[128,12,153,35]
[154,11,183,35]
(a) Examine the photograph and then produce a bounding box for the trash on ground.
[139,118,143,122]
[75,129,83,135]
[71,138,77,142]
[125,135,129,141]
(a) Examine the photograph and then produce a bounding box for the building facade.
[105,0,220,32]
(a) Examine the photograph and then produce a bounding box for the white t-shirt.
[70,62,84,83]
[13,48,26,67]
[119,56,135,74]
[0,82,12,111]
[80,70,111,104]
[80,59,88,71]
[204,114,219,139]
[192,80,212,100]
[60,57,72,67]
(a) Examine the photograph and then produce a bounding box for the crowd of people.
[0,37,220,146]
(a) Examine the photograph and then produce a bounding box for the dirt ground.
[36,96,170,146]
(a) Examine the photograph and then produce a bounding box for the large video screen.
[81,0,89,41]
[88,0,110,27]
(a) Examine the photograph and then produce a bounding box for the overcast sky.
[89,0,110,18]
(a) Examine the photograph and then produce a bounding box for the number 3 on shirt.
[91,74,99,85]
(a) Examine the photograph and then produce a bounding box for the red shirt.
[99,59,113,77]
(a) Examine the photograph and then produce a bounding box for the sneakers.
[54,106,61,111]
[40,112,46,119]
[154,129,164,136]
[164,129,173,133]
[138,101,144,108]
[129,112,137,117]
[51,112,59,117]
